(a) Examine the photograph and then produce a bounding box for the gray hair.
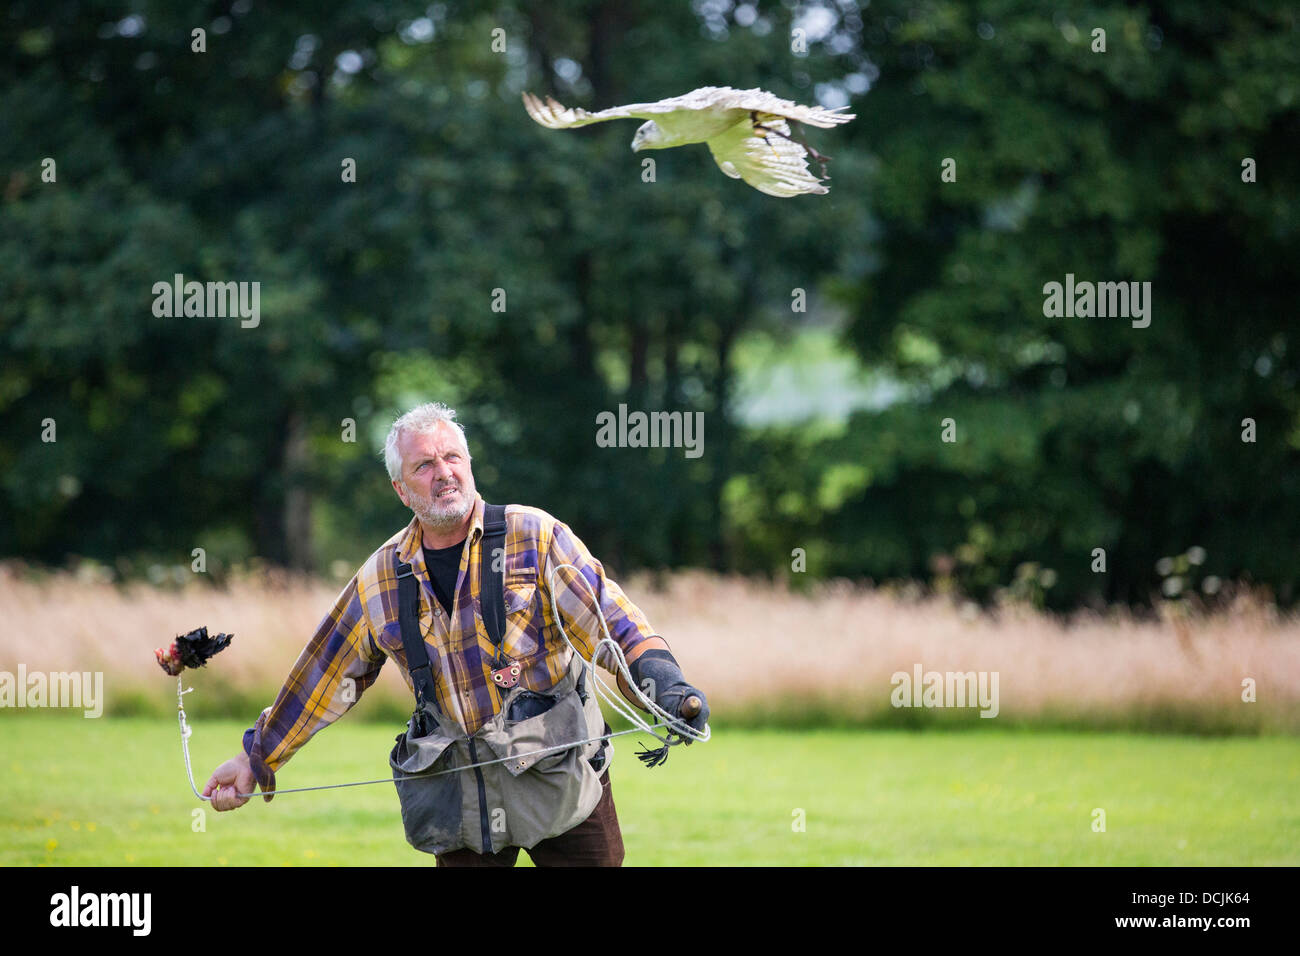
[383,402,470,482]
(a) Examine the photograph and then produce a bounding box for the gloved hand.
[629,649,709,738]
[659,683,709,738]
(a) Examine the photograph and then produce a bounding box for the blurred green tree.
[727,0,1300,608]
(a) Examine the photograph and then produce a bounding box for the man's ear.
[392,478,409,506]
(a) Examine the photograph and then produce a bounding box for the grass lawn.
[2,714,1296,865]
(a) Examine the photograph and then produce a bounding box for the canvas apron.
[390,650,607,855]
[388,503,607,855]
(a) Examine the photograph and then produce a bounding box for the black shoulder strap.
[480,503,508,664]
[394,550,440,721]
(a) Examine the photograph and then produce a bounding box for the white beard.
[406,481,472,528]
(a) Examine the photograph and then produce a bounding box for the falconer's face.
[392,422,476,527]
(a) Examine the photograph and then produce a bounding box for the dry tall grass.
[2,564,1297,733]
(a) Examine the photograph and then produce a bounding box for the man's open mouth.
[436,486,458,499]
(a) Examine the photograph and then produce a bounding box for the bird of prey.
[522,86,855,197]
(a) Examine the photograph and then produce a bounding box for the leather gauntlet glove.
[629,648,709,735]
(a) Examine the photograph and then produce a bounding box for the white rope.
[546,562,711,750]
[177,679,206,801]
[178,564,708,802]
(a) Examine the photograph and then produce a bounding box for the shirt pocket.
[376,595,436,661]
[501,567,541,660]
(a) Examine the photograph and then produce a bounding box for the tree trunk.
[283,410,314,572]
[629,319,649,391]
[707,273,752,571]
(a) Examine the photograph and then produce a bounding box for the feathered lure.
[155,626,234,675]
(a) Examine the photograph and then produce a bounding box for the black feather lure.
[155,626,234,675]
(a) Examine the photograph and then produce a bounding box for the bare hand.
[204,751,257,811]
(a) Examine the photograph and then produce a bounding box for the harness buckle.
[491,660,521,689]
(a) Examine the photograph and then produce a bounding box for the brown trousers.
[435,767,625,867]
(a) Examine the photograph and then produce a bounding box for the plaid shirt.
[243,493,658,791]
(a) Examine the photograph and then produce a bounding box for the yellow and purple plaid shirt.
[242,493,659,791]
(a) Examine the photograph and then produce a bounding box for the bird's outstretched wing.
[692,87,855,128]
[523,92,671,128]
[522,86,855,130]
[706,116,829,197]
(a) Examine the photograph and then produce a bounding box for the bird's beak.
[631,139,642,152]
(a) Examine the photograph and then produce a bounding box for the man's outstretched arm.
[206,573,384,811]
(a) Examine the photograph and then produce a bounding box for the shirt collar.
[396,492,485,565]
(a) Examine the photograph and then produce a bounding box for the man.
[204,401,709,866]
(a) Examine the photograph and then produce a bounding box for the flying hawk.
[522,86,855,197]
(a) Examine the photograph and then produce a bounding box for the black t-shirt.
[423,537,466,617]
